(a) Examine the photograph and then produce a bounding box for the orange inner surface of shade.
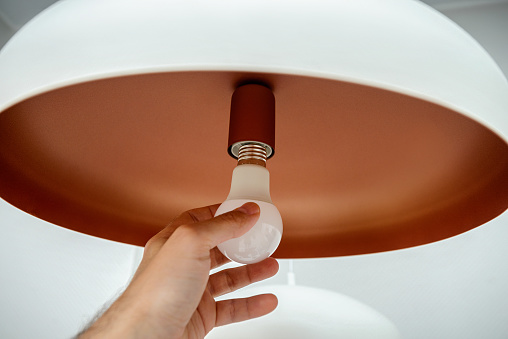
[0,71,507,258]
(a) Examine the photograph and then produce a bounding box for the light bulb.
[215,144,283,264]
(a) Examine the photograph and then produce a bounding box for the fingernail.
[236,202,260,215]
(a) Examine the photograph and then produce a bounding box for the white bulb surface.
[215,199,282,264]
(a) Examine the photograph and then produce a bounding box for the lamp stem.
[287,260,296,286]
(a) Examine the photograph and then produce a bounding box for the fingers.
[137,203,258,281]
[215,294,278,327]
[182,204,221,224]
[177,202,260,252]
[154,204,221,242]
[134,204,222,279]
[143,204,221,258]
[146,203,258,260]
[155,204,220,239]
[210,248,230,270]
[208,258,279,298]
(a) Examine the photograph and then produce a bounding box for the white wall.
[437,1,508,72]
[0,0,58,30]
[0,13,13,47]
[0,1,507,338]
[0,201,140,338]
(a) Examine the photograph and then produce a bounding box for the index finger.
[178,203,221,226]
[171,202,260,254]
[150,204,221,242]
[167,204,229,269]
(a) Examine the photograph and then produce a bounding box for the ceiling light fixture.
[0,0,507,259]
[207,284,400,339]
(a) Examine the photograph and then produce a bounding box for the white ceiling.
[0,1,508,339]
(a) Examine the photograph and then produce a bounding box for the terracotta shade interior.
[1,71,507,258]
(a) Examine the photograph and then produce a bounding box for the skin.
[78,202,279,339]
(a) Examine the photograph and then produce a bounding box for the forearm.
[77,294,149,339]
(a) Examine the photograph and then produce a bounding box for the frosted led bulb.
[215,145,283,264]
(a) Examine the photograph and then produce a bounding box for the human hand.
[79,202,279,339]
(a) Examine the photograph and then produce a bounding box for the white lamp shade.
[0,0,507,257]
[207,285,400,339]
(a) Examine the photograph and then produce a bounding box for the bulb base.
[237,143,268,167]
[227,164,272,203]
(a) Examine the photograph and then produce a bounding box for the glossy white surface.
[207,285,400,339]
